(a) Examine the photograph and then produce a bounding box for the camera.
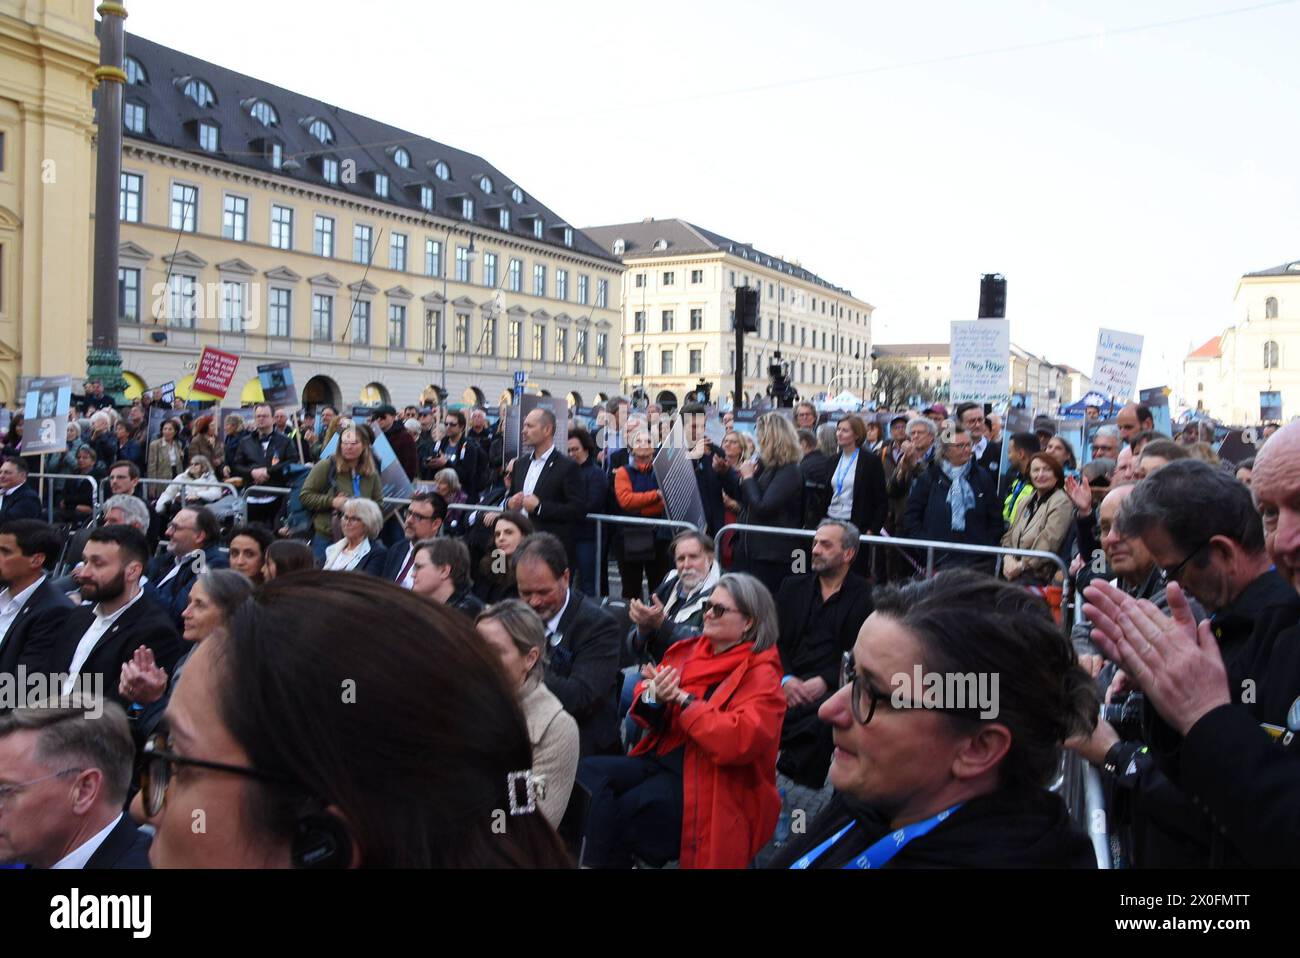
[1101,692,1146,742]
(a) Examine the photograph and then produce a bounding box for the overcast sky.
[121,0,1300,396]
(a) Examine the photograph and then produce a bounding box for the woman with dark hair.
[115,420,146,472]
[264,539,314,580]
[863,419,886,456]
[147,418,185,498]
[56,445,105,522]
[770,571,1097,868]
[137,573,571,867]
[188,414,221,472]
[580,572,786,868]
[824,414,889,539]
[473,509,533,603]
[1001,452,1072,586]
[1044,434,1078,478]
[566,426,609,597]
[227,524,274,585]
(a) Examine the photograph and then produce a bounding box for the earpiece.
[291,811,351,869]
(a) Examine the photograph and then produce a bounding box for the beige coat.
[520,676,579,829]
[1001,486,1073,582]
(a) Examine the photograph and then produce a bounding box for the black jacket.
[769,787,1096,869]
[509,447,582,560]
[775,572,873,788]
[902,459,1002,565]
[84,814,153,869]
[544,588,621,757]
[693,449,740,538]
[0,576,76,686]
[145,545,230,631]
[974,438,1002,484]
[575,458,610,544]
[230,429,299,488]
[798,450,833,530]
[827,447,889,534]
[738,462,804,564]
[50,592,184,709]
[385,423,419,480]
[0,484,42,521]
[431,436,486,503]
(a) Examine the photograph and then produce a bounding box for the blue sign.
[513,370,526,386]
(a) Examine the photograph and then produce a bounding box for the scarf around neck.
[940,458,976,531]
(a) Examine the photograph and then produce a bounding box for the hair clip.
[506,770,546,815]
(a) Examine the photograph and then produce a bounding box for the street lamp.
[441,229,475,397]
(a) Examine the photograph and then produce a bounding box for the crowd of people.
[0,379,1295,871]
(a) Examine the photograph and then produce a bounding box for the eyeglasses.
[702,600,740,618]
[0,768,84,808]
[402,508,436,523]
[341,515,363,523]
[1160,539,1211,583]
[139,733,298,817]
[839,652,983,725]
[444,421,458,427]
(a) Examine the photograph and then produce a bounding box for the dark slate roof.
[872,343,949,358]
[112,30,617,263]
[1244,260,1300,277]
[584,218,859,298]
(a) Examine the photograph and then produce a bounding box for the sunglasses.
[702,600,740,618]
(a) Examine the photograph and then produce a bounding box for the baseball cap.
[371,404,398,419]
[924,403,948,418]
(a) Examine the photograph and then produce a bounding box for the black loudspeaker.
[978,274,1006,319]
[735,286,760,333]
[291,812,351,869]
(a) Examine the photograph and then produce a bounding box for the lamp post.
[441,229,475,398]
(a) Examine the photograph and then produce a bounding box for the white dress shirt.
[523,444,555,499]
[972,436,988,461]
[545,589,572,646]
[62,588,146,695]
[0,574,45,649]
[52,813,122,869]
[154,550,201,590]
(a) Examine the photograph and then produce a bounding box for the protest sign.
[22,376,72,455]
[950,320,1011,406]
[193,347,240,398]
[1091,329,1144,401]
[257,362,297,407]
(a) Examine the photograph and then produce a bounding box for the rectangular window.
[222,195,248,241]
[577,275,589,306]
[563,227,573,247]
[481,315,496,355]
[533,219,544,239]
[456,246,471,283]
[729,350,736,374]
[312,293,333,340]
[533,263,546,297]
[198,122,219,152]
[729,270,736,287]
[117,267,140,323]
[499,208,511,230]
[634,273,645,288]
[508,258,522,292]
[323,158,338,184]
[351,299,371,344]
[354,224,373,264]
[509,319,522,359]
[120,173,142,223]
[314,215,335,257]
[532,324,546,361]
[596,332,608,367]
[420,186,435,211]
[270,142,283,170]
[483,252,498,288]
[634,311,645,333]
[661,349,673,375]
[124,102,146,134]
[661,309,674,332]
[633,349,644,376]
[729,310,735,331]
[220,281,247,332]
[374,173,389,199]
[168,274,197,329]
[170,184,197,232]
[596,278,609,308]
[556,269,568,301]
[425,239,442,277]
[690,349,702,374]
[663,271,675,286]
[390,232,407,272]
[388,303,406,348]
[555,328,568,364]
[270,205,293,249]
[800,326,806,347]
[576,328,588,365]
[690,308,702,331]
[462,197,475,220]
[455,313,470,353]
[690,269,703,284]
[268,288,291,337]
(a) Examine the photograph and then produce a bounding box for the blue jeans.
[575,539,598,597]
[310,533,331,566]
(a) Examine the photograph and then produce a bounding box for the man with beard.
[50,525,180,708]
[627,530,722,664]
[145,507,228,630]
[774,519,873,792]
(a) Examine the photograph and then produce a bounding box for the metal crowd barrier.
[30,472,100,524]
[588,514,697,598]
[110,476,246,524]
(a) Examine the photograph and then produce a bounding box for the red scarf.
[637,635,756,756]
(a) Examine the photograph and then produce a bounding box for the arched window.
[1264,340,1280,369]
[183,78,215,107]
[392,147,411,168]
[124,56,147,85]
[510,186,524,203]
[305,118,334,144]
[247,98,278,127]
[1266,296,1279,319]
[432,160,450,181]
[479,175,493,194]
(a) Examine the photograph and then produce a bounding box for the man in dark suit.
[0,697,151,868]
[0,457,41,521]
[52,524,182,709]
[679,403,740,537]
[230,403,299,525]
[381,491,447,588]
[509,407,582,564]
[0,520,76,688]
[514,533,621,756]
[774,519,873,789]
[427,409,486,502]
[145,506,228,630]
[957,402,1002,485]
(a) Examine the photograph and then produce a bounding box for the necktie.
[396,546,416,586]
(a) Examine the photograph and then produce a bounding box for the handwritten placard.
[950,320,1010,406]
[1091,328,1143,401]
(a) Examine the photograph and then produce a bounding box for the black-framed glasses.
[1160,539,1212,583]
[401,507,436,524]
[139,733,300,817]
[0,768,84,808]
[839,652,985,726]
[702,600,739,618]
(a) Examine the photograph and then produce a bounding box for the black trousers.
[579,754,683,868]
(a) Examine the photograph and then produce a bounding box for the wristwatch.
[679,693,696,709]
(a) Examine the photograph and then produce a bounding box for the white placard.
[1091,328,1144,401]
[949,320,1010,406]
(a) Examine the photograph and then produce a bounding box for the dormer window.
[563,227,573,248]
[652,238,668,251]
[499,208,510,230]
[268,141,283,169]
[198,121,219,151]
[462,197,475,220]
[432,159,450,181]
[322,157,338,184]
[479,175,493,194]
[420,186,435,211]
[510,186,524,203]
[374,173,389,198]
[612,239,625,255]
[392,147,411,169]
[124,101,146,134]
[304,117,334,144]
[243,98,278,127]
[533,219,544,239]
[124,56,147,85]
[181,77,215,107]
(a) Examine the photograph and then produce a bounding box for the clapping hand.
[1065,474,1093,514]
[119,645,168,705]
[652,664,685,704]
[629,594,667,632]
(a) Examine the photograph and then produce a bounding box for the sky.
[119,0,1300,398]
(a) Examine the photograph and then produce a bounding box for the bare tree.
[872,359,926,409]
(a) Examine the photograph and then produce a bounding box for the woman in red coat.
[579,572,786,868]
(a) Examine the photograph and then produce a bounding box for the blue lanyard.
[833,450,859,498]
[351,474,361,497]
[789,803,962,870]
